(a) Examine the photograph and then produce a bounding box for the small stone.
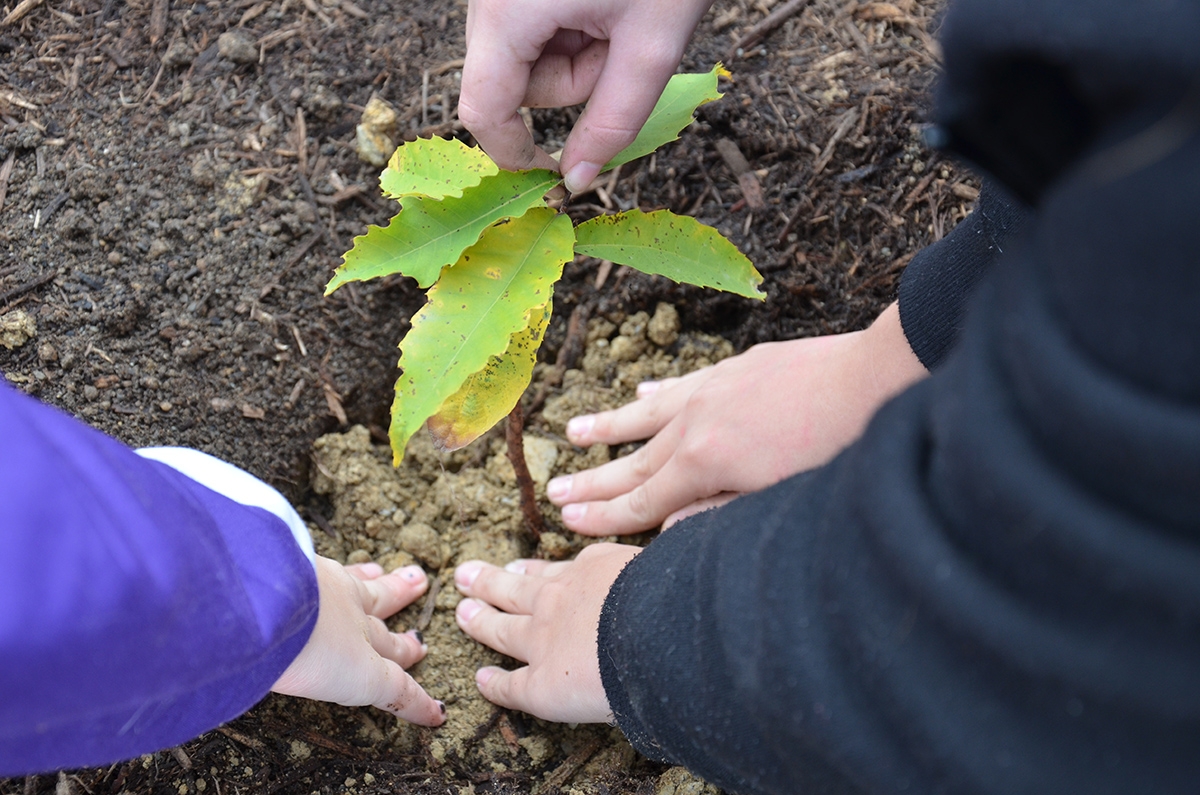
[655,766,721,795]
[162,38,194,68]
[37,341,58,362]
[647,303,680,347]
[83,385,99,400]
[0,309,36,350]
[217,29,258,65]
[398,522,443,569]
[210,397,234,412]
[361,773,375,785]
[355,94,400,166]
[159,401,173,412]
[522,435,558,486]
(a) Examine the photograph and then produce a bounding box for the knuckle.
[626,485,656,523]
[628,444,656,480]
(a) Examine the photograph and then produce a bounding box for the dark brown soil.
[0,0,974,791]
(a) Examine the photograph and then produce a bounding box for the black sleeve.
[897,181,1028,370]
[598,2,1200,793]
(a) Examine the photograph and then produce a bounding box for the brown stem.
[506,403,546,542]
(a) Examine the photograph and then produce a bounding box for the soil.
[0,0,973,791]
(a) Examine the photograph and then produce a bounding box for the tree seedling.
[326,65,764,469]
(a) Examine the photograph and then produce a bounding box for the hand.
[272,557,446,726]
[452,544,641,723]
[546,302,929,535]
[459,0,715,192]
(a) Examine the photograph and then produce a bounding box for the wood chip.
[241,403,266,420]
[728,0,811,58]
[2,0,44,26]
[714,137,765,210]
[323,381,347,425]
[0,152,14,214]
[149,0,168,44]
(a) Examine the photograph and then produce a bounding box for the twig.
[812,107,860,176]
[728,0,812,58]
[149,0,168,44]
[506,404,545,543]
[0,152,14,213]
[537,738,602,792]
[0,268,57,306]
[416,576,440,632]
[215,725,266,753]
[2,0,44,26]
[714,137,765,210]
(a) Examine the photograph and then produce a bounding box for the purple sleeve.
[0,381,319,776]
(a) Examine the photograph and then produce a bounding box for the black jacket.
[598,1,1200,792]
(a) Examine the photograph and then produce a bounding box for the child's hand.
[546,302,928,535]
[272,557,446,727]
[453,545,641,723]
[459,0,714,192]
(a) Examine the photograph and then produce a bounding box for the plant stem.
[506,403,545,543]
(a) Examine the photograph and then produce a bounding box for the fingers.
[455,597,533,661]
[662,492,739,529]
[354,564,429,619]
[368,657,447,727]
[564,372,700,447]
[363,614,427,669]
[560,452,713,535]
[455,560,543,615]
[547,423,681,507]
[524,36,609,109]
[459,6,561,171]
[473,665,538,715]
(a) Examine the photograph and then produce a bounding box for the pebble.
[217,29,258,65]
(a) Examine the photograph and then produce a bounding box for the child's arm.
[0,383,440,776]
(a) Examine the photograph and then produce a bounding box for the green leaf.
[380,137,499,201]
[604,64,730,171]
[427,300,552,452]
[326,169,561,293]
[388,208,574,463]
[575,209,764,300]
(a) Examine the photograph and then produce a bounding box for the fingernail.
[456,598,483,624]
[455,561,483,590]
[399,565,426,583]
[360,562,384,577]
[562,503,587,524]
[566,415,594,441]
[563,161,601,194]
[504,559,528,574]
[407,629,425,645]
[547,475,572,502]
[637,381,660,398]
[476,667,498,688]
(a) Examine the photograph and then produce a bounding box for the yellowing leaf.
[380,137,498,201]
[388,209,574,463]
[575,209,764,300]
[326,169,561,293]
[427,300,552,451]
[604,64,730,172]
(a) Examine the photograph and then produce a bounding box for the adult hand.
[459,0,715,192]
[452,544,641,723]
[272,557,446,727]
[546,302,929,535]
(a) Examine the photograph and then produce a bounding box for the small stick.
[506,403,545,542]
[149,0,168,44]
[0,268,57,307]
[416,577,440,632]
[2,0,44,26]
[728,0,811,58]
[0,151,15,213]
